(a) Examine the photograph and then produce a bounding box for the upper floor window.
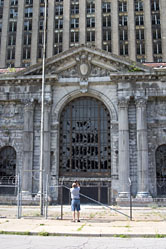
[71,18,79,28]
[152,14,160,25]
[9,21,17,32]
[87,17,95,28]
[0,0,4,7]
[102,2,111,13]
[55,19,63,29]
[71,4,79,15]
[25,7,33,18]
[10,8,18,19]
[135,15,144,26]
[55,5,63,15]
[119,2,127,12]
[87,2,95,14]
[135,0,143,11]
[119,15,128,26]
[10,0,18,6]
[151,0,159,11]
[25,0,33,4]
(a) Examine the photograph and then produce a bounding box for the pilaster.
[117,98,130,198]
[144,0,153,62]
[15,0,24,67]
[63,0,70,51]
[47,0,55,58]
[31,0,40,65]
[95,0,102,49]
[111,0,119,55]
[135,98,151,199]
[79,0,86,45]
[128,0,136,61]
[160,0,166,61]
[22,101,35,197]
[0,0,10,68]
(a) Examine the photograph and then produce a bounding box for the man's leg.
[77,211,80,222]
[72,211,75,221]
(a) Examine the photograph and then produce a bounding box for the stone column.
[111,0,119,55]
[63,0,70,51]
[128,0,136,61]
[15,0,24,67]
[47,0,55,58]
[160,0,166,61]
[136,98,151,198]
[144,0,153,62]
[79,0,86,45]
[0,0,10,68]
[31,0,40,65]
[95,0,102,49]
[118,98,130,198]
[22,101,34,197]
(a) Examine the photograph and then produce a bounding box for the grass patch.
[38,231,49,236]
[77,224,86,232]
[155,234,166,238]
[0,231,31,236]
[114,234,128,238]
[40,224,45,226]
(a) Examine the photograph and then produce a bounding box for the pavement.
[0,205,166,237]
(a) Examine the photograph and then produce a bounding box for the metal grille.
[59,97,111,177]
[0,146,16,185]
[156,145,166,196]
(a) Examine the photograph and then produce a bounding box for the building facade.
[0,46,166,205]
[0,0,166,69]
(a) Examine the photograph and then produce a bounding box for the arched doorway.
[0,146,16,195]
[156,145,166,196]
[59,97,111,204]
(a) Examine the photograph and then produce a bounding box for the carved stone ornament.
[79,80,89,93]
[76,53,92,80]
[118,98,129,108]
[135,97,147,108]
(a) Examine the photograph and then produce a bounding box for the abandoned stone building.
[0,45,166,205]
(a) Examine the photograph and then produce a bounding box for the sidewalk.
[0,205,166,237]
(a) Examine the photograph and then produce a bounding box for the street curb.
[1,231,166,238]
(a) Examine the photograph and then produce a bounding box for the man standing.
[70,181,80,222]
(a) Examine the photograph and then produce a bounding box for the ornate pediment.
[14,45,152,79]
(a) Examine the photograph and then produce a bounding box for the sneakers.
[77,220,80,222]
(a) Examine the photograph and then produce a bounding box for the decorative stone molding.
[135,97,147,108]
[118,98,129,108]
[79,80,88,93]
[76,53,92,81]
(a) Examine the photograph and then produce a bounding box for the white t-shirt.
[70,187,80,199]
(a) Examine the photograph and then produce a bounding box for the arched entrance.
[0,146,16,195]
[59,97,111,204]
[156,145,166,196]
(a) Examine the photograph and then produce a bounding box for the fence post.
[17,173,21,219]
[60,185,63,220]
[129,178,132,221]
[45,174,48,219]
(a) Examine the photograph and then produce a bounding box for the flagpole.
[39,0,47,216]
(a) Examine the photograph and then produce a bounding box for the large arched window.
[0,146,16,185]
[156,145,166,196]
[59,97,111,177]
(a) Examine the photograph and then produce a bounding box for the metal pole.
[45,174,48,219]
[61,185,63,220]
[129,178,132,221]
[39,0,47,216]
[17,173,20,219]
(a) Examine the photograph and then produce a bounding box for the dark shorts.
[71,199,80,211]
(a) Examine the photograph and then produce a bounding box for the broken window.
[0,146,16,183]
[59,97,111,177]
[156,145,166,196]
